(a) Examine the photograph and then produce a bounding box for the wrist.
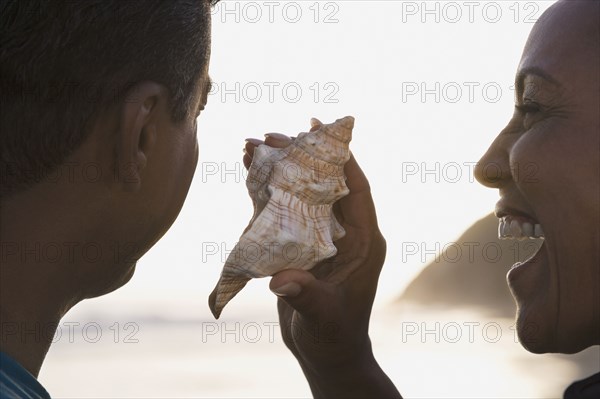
[300,348,401,399]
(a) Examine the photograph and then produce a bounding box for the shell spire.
[208,116,354,318]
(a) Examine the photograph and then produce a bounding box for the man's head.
[1,0,216,300]
[1,0,216,197]
[475,0,600,354]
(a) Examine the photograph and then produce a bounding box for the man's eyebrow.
[205,77,213,95]
[200,76,212,109]
[515,66,561,95]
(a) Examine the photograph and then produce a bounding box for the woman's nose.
[474,135,513,189]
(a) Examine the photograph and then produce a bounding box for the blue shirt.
[0,352,50,399]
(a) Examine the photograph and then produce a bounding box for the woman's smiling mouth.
[494,204,546,277]
[495,204,545,240]
[498,216,545,240]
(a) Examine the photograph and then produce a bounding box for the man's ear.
[115,81,167,192]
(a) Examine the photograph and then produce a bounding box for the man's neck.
[0,173,139,377]
[1,186,89,377]
[0,303,64,377]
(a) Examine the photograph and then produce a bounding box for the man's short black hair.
[0,0,218,198]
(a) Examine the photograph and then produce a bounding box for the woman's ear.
[115,81,166,192]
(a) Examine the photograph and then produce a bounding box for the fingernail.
[245,138,263,146]
[271,282,301,297]
[264,133,290,141]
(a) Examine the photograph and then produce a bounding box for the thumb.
[270,269,336,319]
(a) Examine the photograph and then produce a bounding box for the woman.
[244,0,599,397]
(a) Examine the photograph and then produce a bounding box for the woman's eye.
[516,103,539,114]
[516,102,541,129]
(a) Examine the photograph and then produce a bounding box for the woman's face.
[475,0,599,354]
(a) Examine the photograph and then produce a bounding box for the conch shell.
[208,116,354,318]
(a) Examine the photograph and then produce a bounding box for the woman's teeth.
[498,217,544,240]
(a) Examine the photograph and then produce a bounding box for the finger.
[243,139,264,170]
[270,269,337,320]
[343,153,371,194]
[276,298,301,355]
[243,153,252,170]
[333,152,368,223]
[242,133,294,172]
[336,154,378,230]
[331,230,387,285]
[245,138,263,157]
[264,133,293,148]
[245,138,264,146]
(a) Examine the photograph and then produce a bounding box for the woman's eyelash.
[516,103,540,114]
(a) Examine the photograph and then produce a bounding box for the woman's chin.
[507,242,557,353]
[514,312,554,354]
[508,240,599,354]
[518,320,597,354]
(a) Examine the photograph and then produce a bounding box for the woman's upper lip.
[495,201,539,223]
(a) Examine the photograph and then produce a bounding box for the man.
[1,1,215,396]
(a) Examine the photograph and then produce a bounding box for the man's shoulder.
[0,352,50,399]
